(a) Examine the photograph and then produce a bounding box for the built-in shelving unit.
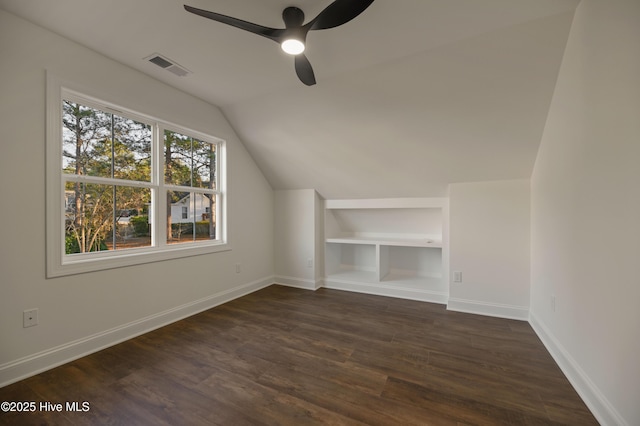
[323,198,448,303]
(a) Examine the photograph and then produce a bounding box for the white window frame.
[46,73,229,278]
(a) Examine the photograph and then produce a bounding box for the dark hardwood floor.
[0,285,598,425]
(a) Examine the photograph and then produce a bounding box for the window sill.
[48,242,231,278]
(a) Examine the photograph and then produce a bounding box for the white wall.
[0,10,274,385]
[274,189,319,289]
[449,180,530,320]
[530,0,640,424]
[314,191,325,283]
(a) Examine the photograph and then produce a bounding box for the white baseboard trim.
[529,312,627,426]
[0,276,275,388]
[274,275,322,291]
[323,278,448,305]
[447,298,529,321]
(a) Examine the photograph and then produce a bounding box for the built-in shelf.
[323,198,448,304]
[325,268,378,284]
[325,236,442,248]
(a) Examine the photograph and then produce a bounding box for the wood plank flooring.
[0,285,598,425]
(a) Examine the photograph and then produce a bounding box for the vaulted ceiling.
[0,0,579,198]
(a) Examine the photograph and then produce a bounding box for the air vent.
[145,53,191,77]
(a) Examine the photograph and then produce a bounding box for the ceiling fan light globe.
[281,39,305,55]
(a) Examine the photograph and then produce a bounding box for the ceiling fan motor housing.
[282,7,305,28]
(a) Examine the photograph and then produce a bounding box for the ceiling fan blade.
[184,5,284,42]
[309,0,375,31]
[294,54,316,86]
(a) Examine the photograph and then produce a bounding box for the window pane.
[62,100,151,182]
[164,130,192,186]
[113,115,152,182]
[166,189,190,244]
[164,130,216,189]
[64,182,151,254]
[113,186,152,250]
[64,182,114,254]
[200,194,216,240]
[166,191,216,244]
[193,138,216,189]
[62,101,112,178]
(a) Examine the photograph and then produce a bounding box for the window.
[46,76,228,277]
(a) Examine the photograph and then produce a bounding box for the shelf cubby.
[323,198,448,303]
[325,242,377,284]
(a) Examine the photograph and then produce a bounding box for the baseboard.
[529,312,627,426]
[0,276,275,388]
[274,275,322,290]
[447,298,529,321]
[323,278,448,304]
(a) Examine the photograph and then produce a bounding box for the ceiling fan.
[184,0,375,86]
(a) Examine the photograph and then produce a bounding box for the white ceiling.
[0,0,580,198]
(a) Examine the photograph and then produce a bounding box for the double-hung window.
[46,79,227,277]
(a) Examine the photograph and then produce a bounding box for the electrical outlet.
[235,263,241,274]
[453,271,462,283]
[307,258,313,268]
[23,308,38,328]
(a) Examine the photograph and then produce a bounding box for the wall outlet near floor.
[307,258,313,268]
[453,271,463,283]
[235,263,241,274]
[23,308,38,328]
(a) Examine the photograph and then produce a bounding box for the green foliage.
[130,216,150,237]
[195,221,212,236]
[164,130,215,189]
[65,234,107,254]
[65,235,77,254]
[171,221,213,237]
[62,100,152,181]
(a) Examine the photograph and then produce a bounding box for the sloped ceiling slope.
[0,0,579,198]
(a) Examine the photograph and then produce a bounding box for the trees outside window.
[48,84,227,277]
[62,100,153,253]
[164,130,216,244]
